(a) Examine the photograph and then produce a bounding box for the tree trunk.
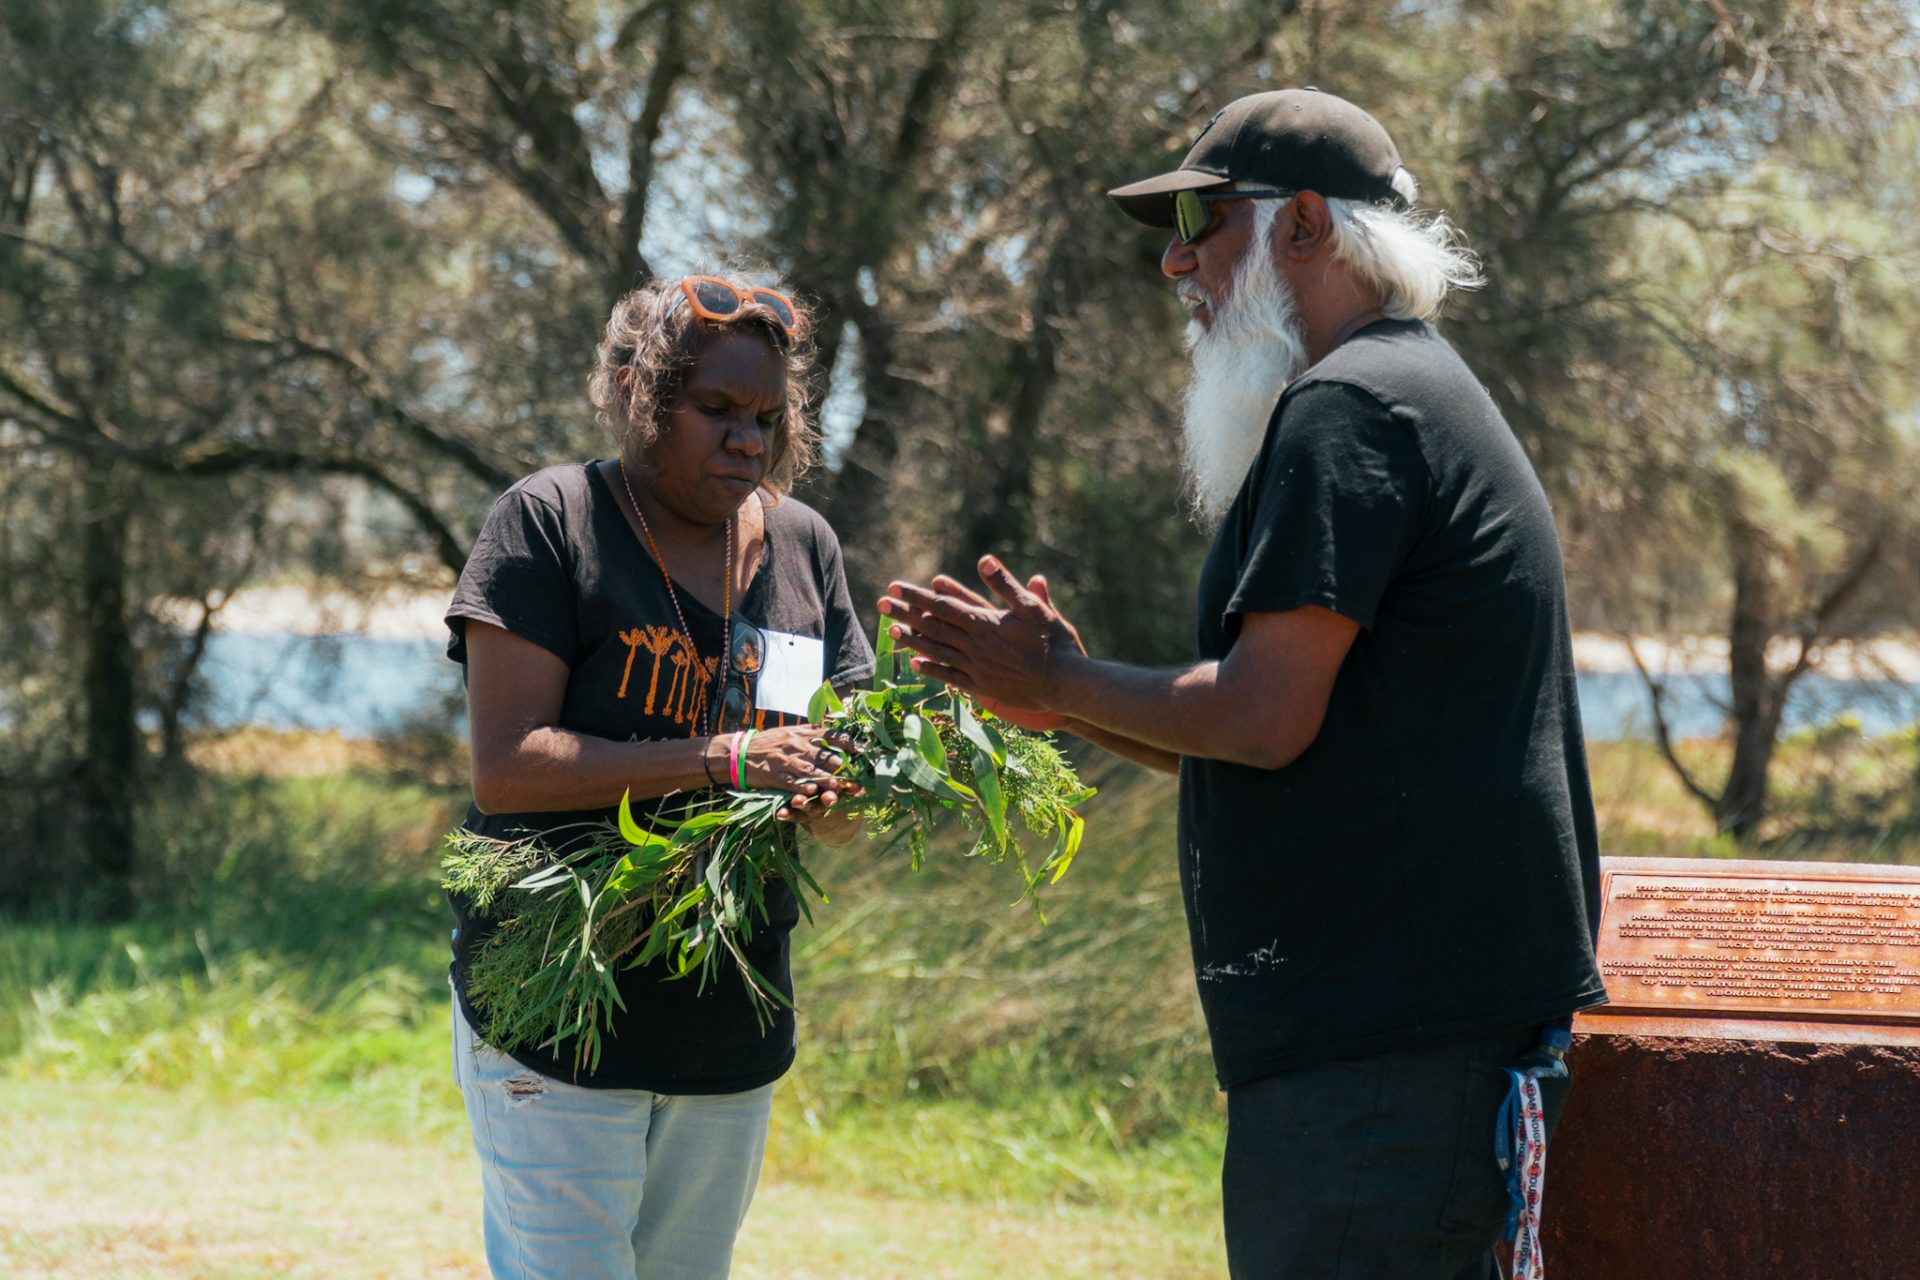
[1716,516,1781,841]
[158,602,217,772]
[949,313,1061,571]
[77,456,138,918]
[814,310,911,610]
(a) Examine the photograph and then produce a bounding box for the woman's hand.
[751,727,863,839]
[778,790,864,844]
[734,724,861,804]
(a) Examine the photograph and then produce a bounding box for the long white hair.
[1325,176,1483,321]
[1176,186,1483,524]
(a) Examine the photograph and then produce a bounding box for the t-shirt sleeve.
[1227,379,1429,631]
[817,524,876,688]
[445,485,579,666]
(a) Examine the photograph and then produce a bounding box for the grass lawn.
[0,1081,1223,1278]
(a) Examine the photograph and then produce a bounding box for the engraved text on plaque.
[1577,858,1920,1042]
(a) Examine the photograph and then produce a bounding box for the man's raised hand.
[878,556,1087,728]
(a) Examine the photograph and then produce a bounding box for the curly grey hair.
[588,271,820,496]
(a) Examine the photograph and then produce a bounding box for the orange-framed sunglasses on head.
[677,276,799,338]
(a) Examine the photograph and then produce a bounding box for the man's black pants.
[1222,1024,1572,1280]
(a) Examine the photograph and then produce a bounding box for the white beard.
[1178,240,1309,525]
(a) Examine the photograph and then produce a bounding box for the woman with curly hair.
[444,272,874,1279]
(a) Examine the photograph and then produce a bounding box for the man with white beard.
[881,89,1605,1279]
[1174,199,1309,524]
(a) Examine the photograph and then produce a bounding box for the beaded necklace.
[618,457,731,738]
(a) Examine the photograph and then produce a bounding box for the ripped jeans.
[452,1006,775,1280]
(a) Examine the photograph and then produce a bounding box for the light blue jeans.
[452,1006,774,1280]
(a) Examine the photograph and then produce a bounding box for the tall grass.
[777,752,1222,1211]
[0,744,1225,1212]
[1,769,464,1123]
[1586,730,1920,860]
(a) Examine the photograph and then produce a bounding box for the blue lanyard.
[1494,1025,1572,1279]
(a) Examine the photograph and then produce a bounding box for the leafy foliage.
[442,625,1093,1074]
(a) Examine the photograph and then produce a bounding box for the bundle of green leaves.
[440,623,1094,1074]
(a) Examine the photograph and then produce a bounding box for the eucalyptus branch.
[443,620,1096,1076]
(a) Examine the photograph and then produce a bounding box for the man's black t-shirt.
[445,462,874,1092]
[1178,319,1606,1090]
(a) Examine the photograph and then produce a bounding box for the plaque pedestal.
[1543,859,1920,1280]
[1546,1034,1920,1278]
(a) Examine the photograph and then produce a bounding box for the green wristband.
[733,728,757,789]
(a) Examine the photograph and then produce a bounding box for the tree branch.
[190,78,338,208]
[7,410,471,575]
[887,2,973,177]
[0,363,88,432]
[0,223,99,272]
[156,513,263,763]
[1623,633,1724,813]
[167,444,469,575]
[224,326,516,489]
[615,0,685,289]
[1806,526,1891,634]
[476,25,617,279]
[0,141,42,229]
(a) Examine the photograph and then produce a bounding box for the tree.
[7,0,1917,913]
[1434,0,1920,839]
[1612,161,1920,838]
[0,0,523,909]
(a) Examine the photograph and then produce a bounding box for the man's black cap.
[1109,88,1410,227]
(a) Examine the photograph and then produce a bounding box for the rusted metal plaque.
[1575,857,1920,1045]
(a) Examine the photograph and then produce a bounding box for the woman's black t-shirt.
[444,462,874,1092]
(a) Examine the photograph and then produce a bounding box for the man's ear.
[1279,191,1335,260]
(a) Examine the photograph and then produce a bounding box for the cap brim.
[1107,168,1233,228]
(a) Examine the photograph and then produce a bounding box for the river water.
[190,632,1920,743]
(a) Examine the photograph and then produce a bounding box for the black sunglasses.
[1173,188,1296,244]
[716,615,764,733]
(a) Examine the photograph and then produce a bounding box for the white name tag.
[757,629,826,718]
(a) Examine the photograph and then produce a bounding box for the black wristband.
[701,739,721,787]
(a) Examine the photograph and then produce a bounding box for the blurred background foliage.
[2,0,1918,897]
